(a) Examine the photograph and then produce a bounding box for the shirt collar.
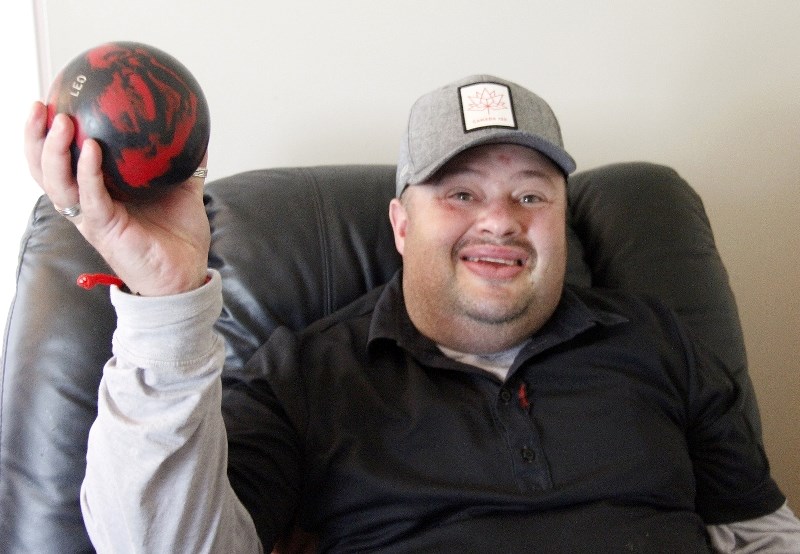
[367,271,628,367]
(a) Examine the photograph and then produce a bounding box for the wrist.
[78,271,212,296]
[133,271,212,297]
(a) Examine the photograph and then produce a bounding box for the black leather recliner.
[0,162,761,552]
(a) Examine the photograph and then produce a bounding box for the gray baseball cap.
[395,75,576,197]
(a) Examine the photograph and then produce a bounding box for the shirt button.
[521,447,536,463]
[499,389,512,404]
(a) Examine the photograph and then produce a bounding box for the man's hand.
[25,101,211,296]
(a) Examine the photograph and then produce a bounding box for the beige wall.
[10,0,800,506]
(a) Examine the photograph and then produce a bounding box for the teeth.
[465,256,522,266]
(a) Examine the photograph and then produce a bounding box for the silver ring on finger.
[192,167,208,179]
[55,203,82,218]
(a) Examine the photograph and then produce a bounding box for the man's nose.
[476,200,523,237]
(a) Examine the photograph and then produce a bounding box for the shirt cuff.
[110,269,224,371]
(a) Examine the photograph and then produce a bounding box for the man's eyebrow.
[515,169,555,181]
[430,164,561,184]
[430,165,481,183]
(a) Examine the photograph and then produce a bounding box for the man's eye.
[453,191,473,201]
[521,194,543,204]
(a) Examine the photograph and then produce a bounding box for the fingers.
[75,138,115,226]
[23,102,48,186]
[191,152,209,181]
[39,113,85,213]
[176,151,210,200]
[25,104,86,218]
[30,106,113,225]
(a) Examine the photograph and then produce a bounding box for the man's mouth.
[457,243,532,280]
[462,256,525,267]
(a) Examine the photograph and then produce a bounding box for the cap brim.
[407,131,577,186]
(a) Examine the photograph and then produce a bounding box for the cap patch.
[459,82,517,132]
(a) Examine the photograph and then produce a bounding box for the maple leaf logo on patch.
[466,87,508,114]
[459,82,516,131]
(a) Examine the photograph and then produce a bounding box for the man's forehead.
[435,144,563,177]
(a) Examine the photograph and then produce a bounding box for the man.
[25,75,800,552]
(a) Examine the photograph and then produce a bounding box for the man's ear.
[388,198,408,256]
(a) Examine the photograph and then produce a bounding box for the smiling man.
[391,144,568,354]
[25,74,800,552]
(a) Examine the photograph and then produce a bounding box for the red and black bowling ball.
[46,41,211,202]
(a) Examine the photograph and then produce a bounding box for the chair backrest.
[0,162,759,552]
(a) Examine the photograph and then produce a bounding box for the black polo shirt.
[223,272,784,553]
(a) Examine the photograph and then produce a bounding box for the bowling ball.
[46,41,211,202]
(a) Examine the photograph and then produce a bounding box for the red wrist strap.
[76,273,212,292]
[76,273,125,290]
